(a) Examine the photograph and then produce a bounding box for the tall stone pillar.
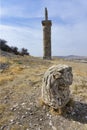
[42,8,52,60]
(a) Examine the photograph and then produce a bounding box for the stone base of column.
[43,56,51,60]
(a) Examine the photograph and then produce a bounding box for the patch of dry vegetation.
[0,75,14,85]
[0,57,8,63]
[0,54,87,130]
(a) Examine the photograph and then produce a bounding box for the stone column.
[42,8,52,60]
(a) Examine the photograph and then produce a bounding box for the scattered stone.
[42,64,73,111]
[22,115,26,119]
[26,108,31,111]
[10,103,19,111]
[16,122,22,125]
[49,115,52,119]
[52,126,57,130]
[21,102,26,106]
[47,113,50,117]
[0,52,87,130]
[42,105,46,110]
[40,118,43,121]
[4,100,8,104]
[1,125,7,130]
[0,69,3,73]
[9,91,13,95]
[49,120,52,126]
[4,95,8,99]
[10,107,16,111]
[71,111,76,115]
[25,112,28,114]
[13,103,18,108]
[30,102,33,105]
[34,124,38,126]
[0,63,9,70]
[29,122,32,128]
[38,127,41,130]
[10,119,15,125]
[30,112,33,115]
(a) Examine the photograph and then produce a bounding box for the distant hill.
[53,55,87,63]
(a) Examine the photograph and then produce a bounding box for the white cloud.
[1,22,87,57]
[0,0,87,56]
[0,25,43,56]
[52,22,87,56]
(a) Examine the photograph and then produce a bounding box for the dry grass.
[0,74,14,85]
[8,65,25,74]
[0,56,8,63]
[10,124,29,130]
[0,56,13,64]
[0,54,87,130]
[0,104,6,114]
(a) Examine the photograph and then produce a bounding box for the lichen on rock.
[42,64,73,110]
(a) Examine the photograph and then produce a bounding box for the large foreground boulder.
[42,64,73,110]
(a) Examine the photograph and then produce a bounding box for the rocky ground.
[0,51,87,130]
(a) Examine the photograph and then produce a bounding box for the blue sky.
[0,0,87,56]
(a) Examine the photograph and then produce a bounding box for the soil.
[0,52,87,130]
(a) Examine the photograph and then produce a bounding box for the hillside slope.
[0,52,87,130]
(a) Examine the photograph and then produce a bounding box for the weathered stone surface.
[42,64,73,109]
[42,8,52,60]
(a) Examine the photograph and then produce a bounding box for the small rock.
[4,96,8,99]
[22,115,26,118]
[1,125,7,130]
[17,111,20,114]
[47,113,49,117]
[71,111,76,115]
[25,112,28,114]
[40,118,43,121]
[26,108,31,111]
[13,103,18,108]
[34,124,38,126]
[0,69,3,73]
[21,102,26,106]
[16,122,22,125]
[78,122,81,125]
[49,120,52,126]
[85,116,87,119]
[10,119,14,122]
[10,107,16,111]
[10,119,15,125]
[49,115,52,119]
[4,100,8,104]
[29,122,32,127]
[30,102,33,105]
[10,103,19,111]
[34,87,36,89]
[30,112,33,115]
[38,127,42,130]
[9,91,13,94]
[52,126,57,130]
[43,105,46,110]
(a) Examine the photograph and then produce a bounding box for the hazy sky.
[0,0,87,56]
